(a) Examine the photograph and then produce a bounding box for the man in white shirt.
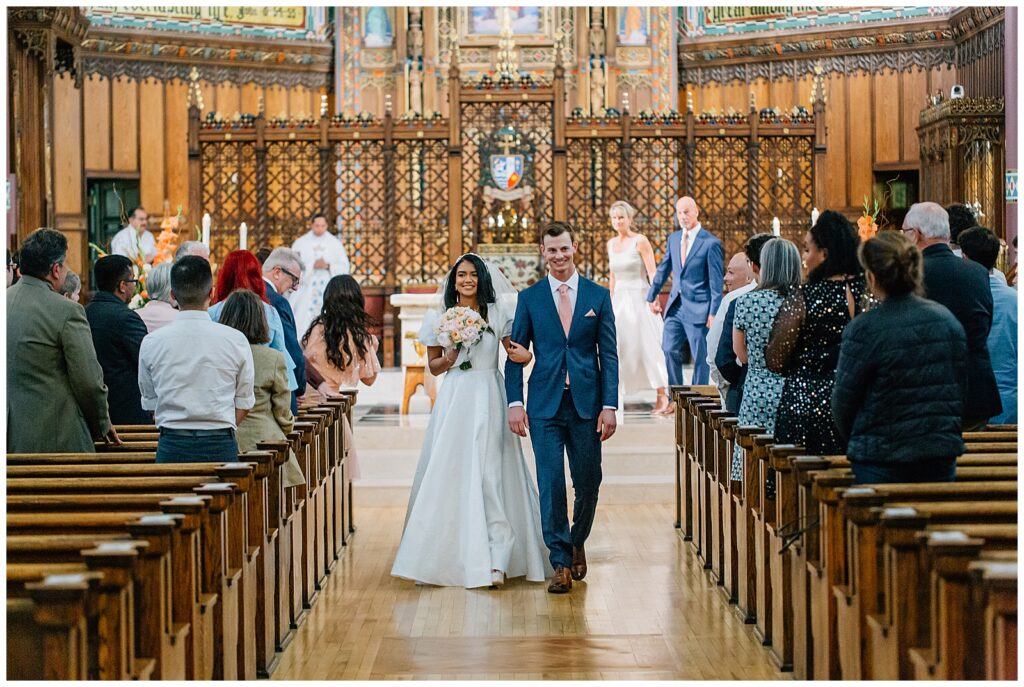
[707,250,756,404]
[138,255,255,463]
[288,213,351,338]
[110,206,157,264]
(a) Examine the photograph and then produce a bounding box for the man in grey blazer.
[7,228,121,452]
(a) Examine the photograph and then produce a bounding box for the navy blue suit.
[505,274,618,570]
[714,299,746,414]
[646,225,724,385]
[265,279,306,414]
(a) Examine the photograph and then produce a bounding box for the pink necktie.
[680,229,691,265]
[557,284,572,336]
[558,284,572,385]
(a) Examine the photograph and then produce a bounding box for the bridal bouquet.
[435,306,491,370]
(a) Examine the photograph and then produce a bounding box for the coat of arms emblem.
[481,125,534,202]
[490,153,524,192]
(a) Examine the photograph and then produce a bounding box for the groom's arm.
[504,295,533,406]
[646,237,673,303]
[597,290,619,409]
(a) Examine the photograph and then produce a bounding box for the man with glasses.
[7,228,121,451]
[85,254,152,424]
[262,247,307,412]
[111,206,157,265]
[903,201,1002,430]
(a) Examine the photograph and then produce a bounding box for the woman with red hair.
[209,249,298,394]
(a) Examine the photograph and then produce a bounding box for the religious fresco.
[363,7,394,48]
[85,6,330,40]
[617,7,649,46]
[679,5,954,37]
[469,6,541,36]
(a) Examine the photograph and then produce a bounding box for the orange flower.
[857,215,878,242]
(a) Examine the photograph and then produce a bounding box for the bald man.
[646,196,724,387]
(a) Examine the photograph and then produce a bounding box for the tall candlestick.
[239,222,248,250]
[201,213,212,247]
[772,217,781,237]
[811,207,820,226]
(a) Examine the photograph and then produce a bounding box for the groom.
[505,222,619,593]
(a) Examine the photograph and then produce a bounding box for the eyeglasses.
[122,278,139,286]
[279,267,301,290]
[901,227,918,234]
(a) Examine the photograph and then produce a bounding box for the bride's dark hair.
[443,253,496,321]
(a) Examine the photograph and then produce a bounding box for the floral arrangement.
[857,195,880,243]
[435,306,491,370]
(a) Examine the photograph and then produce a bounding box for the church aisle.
[272,501,789,680]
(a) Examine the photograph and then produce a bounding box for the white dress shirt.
[138,310,255,429]
[110,226,157,263]
[707,280,756,401]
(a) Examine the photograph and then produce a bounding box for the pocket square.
[585,309,597,317]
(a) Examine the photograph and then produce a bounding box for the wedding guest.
[302,275,380,479]
[289,213,351,341]
[110,206,156,264]
[174,240,210,262]
[713,233,773,413]
[905,202,1001,430]
[255,247,273,265]
[85,255,151,424]
[646,196,724,385]
[766,210,865,454]
[136,262,178,333]
[958,226,1017,424]
[262,247,308,413]
[606,200,670,415]
[730,238,802,480]
[138,256,254,463]
[209,249,298,397]
[833,232,966,484]
[59,269,82,302]
[7,250,18,286]
[7,228,119,452]
[218,289,306,488]
[946,203,977,256]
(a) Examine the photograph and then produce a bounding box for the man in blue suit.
[261,247,307,413]
[646,196,724,391]
[505,222,619,594]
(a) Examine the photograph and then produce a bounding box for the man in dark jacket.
[262,247,307,413]
[903,202,1002,430]
[715,233,773,413]
[85,254,151,424]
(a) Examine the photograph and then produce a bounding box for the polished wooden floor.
[272,500,789,680]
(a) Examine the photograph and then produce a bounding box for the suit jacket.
[85,291,151,424]
[505,275,618,420]
[265,280,307,398]
[7,275,112,452]
[646,226,725,323]
[921,244,1002,420]
[714,299,746,414]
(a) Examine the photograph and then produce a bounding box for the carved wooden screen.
[566,136,623,279]
[756,135,815,251]
[393,138,450,284]
[200,141,258,265]
[266,140,320,251]
[333,139,386,283]
[692,136,750,261]
[460,100,554,248]
[630,136,684,271]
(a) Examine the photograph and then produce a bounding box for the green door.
[88,180,140,254]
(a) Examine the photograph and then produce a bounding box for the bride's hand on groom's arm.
[597,408,617,442]
[505,339,532,364]
[508,406,529,437]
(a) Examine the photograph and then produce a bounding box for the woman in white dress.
[391,254,552,588]
[607,201,671,414]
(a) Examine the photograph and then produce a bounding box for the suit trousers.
[529,388,603,570]
[662,302,710,385]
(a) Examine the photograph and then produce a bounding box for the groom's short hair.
[541,221,576,244]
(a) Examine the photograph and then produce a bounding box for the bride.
[391,253,552,588]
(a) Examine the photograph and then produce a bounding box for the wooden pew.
[967,558,1018,680]
[7,573,96,679]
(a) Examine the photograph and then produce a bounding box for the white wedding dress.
[609,235,669,395]
[391,301,552,588]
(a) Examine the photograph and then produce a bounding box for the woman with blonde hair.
[606,200,671,414]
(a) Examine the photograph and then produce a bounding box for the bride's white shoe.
[490,569,506,587]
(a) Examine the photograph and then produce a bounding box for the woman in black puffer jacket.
[831,231,967,484]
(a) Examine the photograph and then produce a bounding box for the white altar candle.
[772,217,781,236]
[239,222,248,250]
[811,207,820,227]
[202,213,212,247]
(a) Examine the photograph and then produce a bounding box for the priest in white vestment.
[288,213,351,339]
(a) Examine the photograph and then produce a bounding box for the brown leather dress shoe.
[571,545,587,581]
[547,567,572,593]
